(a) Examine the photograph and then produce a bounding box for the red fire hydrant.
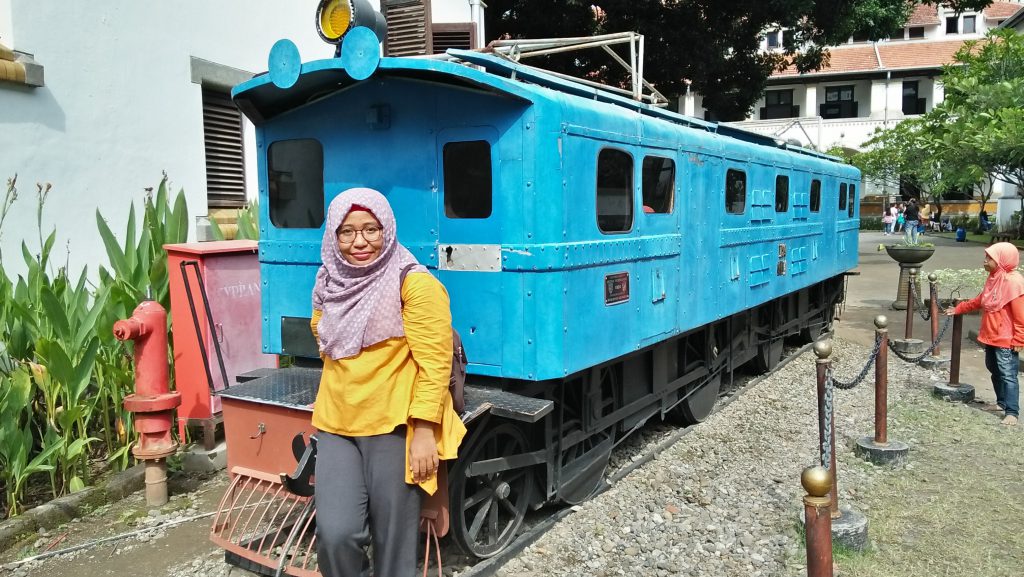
[113,300,181,506]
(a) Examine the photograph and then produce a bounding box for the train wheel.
[669,372,721,425]
[557,428,613,505]
[450,423,533,558]
[753,336,784,373]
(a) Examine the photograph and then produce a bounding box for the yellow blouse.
[310,272,466,494]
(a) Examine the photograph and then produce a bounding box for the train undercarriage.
[210,276,845,573]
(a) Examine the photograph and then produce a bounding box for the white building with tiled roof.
[680,1,1023,214]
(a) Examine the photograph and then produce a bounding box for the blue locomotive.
[214,9,859,568]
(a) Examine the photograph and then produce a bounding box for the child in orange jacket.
[945,242,1024,425]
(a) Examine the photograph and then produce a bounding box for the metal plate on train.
[219,367,321,411]
[218,369,553,424]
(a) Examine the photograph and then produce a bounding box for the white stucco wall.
[0,0,472,278]
[0,0,13,46]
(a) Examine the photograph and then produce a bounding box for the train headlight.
[316,0,387,45]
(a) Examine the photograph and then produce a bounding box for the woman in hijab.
[945,242,1024,426]
[310,188,466,576]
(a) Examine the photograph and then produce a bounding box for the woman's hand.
[409,420,439,483]
[944,307,957,317]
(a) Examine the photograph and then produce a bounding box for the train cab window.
[268,139,325,229]
[725,169,746,214]
[810,179,821,212]
[443,140,492,218]
[641,156,675,214]
[848,184,856,217]
[775,175,789,212]
[597,148,634,233]
[838,183,848,211]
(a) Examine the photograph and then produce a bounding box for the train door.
[435,126,504,372]
[636,150,681,345]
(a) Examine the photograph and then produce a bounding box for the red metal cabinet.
[165,240,277,444]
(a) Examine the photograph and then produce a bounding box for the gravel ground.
[495,338,932,577]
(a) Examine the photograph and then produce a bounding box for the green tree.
[485,0,993,120]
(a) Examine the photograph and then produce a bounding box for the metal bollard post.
[950,313,963,385]
[928,273,940,357]
[874,316,888,445]
[933,310,976,402]
[856,316,909,466]
[813,341,839,518]
[802,466,834,577]
[904,268,918,340]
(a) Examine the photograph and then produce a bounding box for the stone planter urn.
[884,244,935,310]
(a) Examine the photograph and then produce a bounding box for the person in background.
[919,202,931,235]
[894,203,905,233]
[310,188,467,577]
[945,242,1023,426]
[902,199,920,244]
[882,206,894,235]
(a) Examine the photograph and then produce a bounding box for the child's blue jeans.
[985,345,1020,417]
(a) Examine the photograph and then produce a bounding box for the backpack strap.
[399,263,418,305]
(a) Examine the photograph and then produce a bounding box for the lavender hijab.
[312,188,425,360]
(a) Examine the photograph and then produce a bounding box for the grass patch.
[833,388,1024,577]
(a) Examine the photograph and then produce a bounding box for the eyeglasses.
[337,225,383,244]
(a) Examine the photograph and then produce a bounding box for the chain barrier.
[821,379,833,469]
[887,314,953,363]
[829,334,883,390]
[908,279,932,321]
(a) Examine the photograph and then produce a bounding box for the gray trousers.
[315,428,422,577]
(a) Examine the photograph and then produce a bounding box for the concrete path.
[836,230,995,404]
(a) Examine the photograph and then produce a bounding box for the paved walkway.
[836,230,995,404]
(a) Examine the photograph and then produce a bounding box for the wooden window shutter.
[432,23,475,54]
[384,0,432,56]
[201,87,246,208]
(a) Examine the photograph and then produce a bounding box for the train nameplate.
[604,272,630,305]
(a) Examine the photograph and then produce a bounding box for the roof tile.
[773,39,971,77]
[983,1,1024,19]
[907,4,940,25]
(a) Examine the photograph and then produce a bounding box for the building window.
[384,0,431,56]
[848,184,856,218]
[902,81,926,115]
[432,23,476,53]
[596,149,633,233]
[268,139,325,229]
[838,183,848,211]
[775,175,789,212]
[726,169,746,215]
[766,30,781,48]
[820,85,857,119]
[963,15,976,34]
[443,141,492,219]
[641,156,675,214]
[810,179,821,212]
[946,16,959,34]
[908,26,925,39]
[761,89,798,120]
[202,87,246,208]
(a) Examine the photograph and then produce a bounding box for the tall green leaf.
[96,211,129,279]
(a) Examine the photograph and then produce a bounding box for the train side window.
[848,184,856,217]
[641,155,674,214]
[775,175,789,212]
[596,148,634,233]
[810,179,821,212]
[443,140,492,218]
[725,169,746,214]
[268,139,325,229]
[838,183,848,211]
